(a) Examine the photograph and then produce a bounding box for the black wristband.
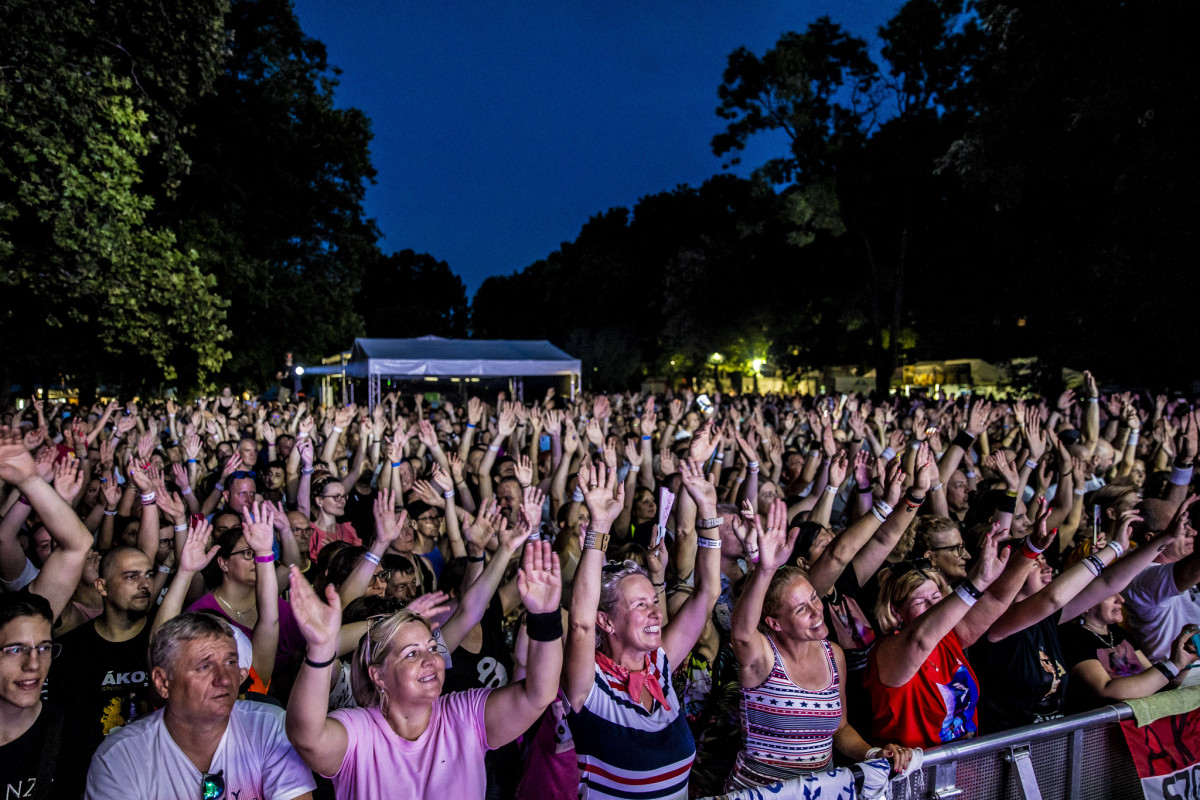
[467,554,486,563]
[305,653,338,669]
[855,483,874,494]
[955,577,983,600]
[526,610,563,642]
[998,492,1018,514]
[952,431,976,451]
[1152,661,1177,681]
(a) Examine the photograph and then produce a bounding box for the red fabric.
[1120,709,1200,800]
[595,650,671,711]
[863,630,980,749]
[309,521,360,560]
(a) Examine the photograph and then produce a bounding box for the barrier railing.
[889,703,1143,800]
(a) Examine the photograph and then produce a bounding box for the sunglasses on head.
[887,558,940,581]
[229,470,257,481]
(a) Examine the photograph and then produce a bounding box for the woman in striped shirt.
[564,448,723,800]
[728,499,913,790]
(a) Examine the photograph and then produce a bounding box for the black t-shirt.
[0,703,90,800]
[47,620,156,758]
[971,610,1069,733]
[1059,620,1142,714]
[441,596,513,694]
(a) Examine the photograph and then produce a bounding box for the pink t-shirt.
[310,521,361,560]
[327,688,493,799]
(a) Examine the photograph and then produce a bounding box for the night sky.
[291,1,905,296]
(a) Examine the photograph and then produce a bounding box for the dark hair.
[202,526,246,589]
[312,476,341,500]
[0,592,53,629]
[405,500,436,522]
[323,546,368,590]
[99,546,151,582]
[790,521,826,564]
[342,594,405,624]
[380,554,414,575]
[440,556,469,599]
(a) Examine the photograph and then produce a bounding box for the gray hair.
[150,613,235,677]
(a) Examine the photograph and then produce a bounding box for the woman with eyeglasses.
[863,519,1030,749]
[727,499,913,790]
[564,449,722,800]
[309,477,362,561]
[285,539,563,799]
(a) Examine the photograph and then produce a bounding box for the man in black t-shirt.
[0,594,89,799]
[48,547,157,758]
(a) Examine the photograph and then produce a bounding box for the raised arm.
[0,430,91,619]
[662,453,722,668]
[286,567,350,778]
[808,458,904,595]
[242,501,281,688]
[484,540,563,747]
[875,525,1010,687]
[564,460,623,711]
[730,501,796,687]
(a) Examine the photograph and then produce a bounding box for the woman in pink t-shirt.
[285,540,564,799]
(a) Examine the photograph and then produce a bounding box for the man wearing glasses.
[0,594,90,799]
[86,613,314,799]
[48,546,159,760]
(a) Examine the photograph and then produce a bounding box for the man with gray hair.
[85,612,314,800]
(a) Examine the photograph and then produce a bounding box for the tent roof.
[347,336,581,377]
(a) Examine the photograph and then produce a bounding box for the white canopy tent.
[345,336,581,409]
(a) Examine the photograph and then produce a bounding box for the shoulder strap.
[32,704,65,800]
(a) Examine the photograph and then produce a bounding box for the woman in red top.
[863,519,1047,748]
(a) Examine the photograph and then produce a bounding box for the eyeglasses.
[371,569,395,583]
[887,558,940,581]
[321,493,347,501]
[226,548,256,561]
[928,543,969,556]
[0,643,61,660]
[291,526,313,535]
[201,769,225,800]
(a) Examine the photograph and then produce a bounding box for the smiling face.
[152,634,244,722]
[764,574,826,641]
[599,574,663,654]
[1021,553,1054,595]
[0,615,53,712]
[370,620,445,706]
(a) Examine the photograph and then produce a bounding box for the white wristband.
[1127,431,1140,447]
[629,465,640,473]
[870,506,887,523]
[298,431,309,438]
[333,425,344,433]
[572,488,585,503]
[881,447,896,462]
[824,484,838,495]
[954,584,978,608]
[1170,466,1193,486]
[1025,458,1038,469]
[696,536,722,549]
[173,523,187,532]
[1106,541,1124,558]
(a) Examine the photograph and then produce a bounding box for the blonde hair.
[350,609,433,708]
[874,565,950,634]
[760,566,810,630]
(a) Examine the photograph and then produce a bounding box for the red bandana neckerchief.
[595,650,671,710]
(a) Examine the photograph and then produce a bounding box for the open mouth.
[15,679,41,692]
[418,674,438,683]
[643,625,660,635]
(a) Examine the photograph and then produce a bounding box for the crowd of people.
[2,373,1199,799]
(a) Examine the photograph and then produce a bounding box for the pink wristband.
[254,554,276,564]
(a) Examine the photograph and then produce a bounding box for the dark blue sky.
[291,1,904,296]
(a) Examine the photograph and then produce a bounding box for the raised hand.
[624,440,643,469]
[240,500,277,556]
[220,453,244,480]
[968,522,1011,590]
[519,486,545,538]
[913,443,935,492]
[883,459,906,506]
[127,456,155,494]
[647,525,670,578]
[514,454,534,487]
[517,540,562,614]
[372,489,407,548]
[678,457,717,513]
[583,418,603,448]
[852,448,872,487]
[463,497,502,552]
[101,471,122,508]
[984,452,1019,491]
[430,463,454,494]
[412,480,445,509]
[1113,508,1142,552]
[756,499,799,571]
[288,565,342,652]
[582,461,624,532]
[688,418,720,463]
[827,450,849,489]
[405,591,452,624]
[52,457,85,504]
[1027,496,1056,552]
[156,490,187,524]
[179,518,220,574]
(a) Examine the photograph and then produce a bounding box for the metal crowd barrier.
[888,703,1143,800]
